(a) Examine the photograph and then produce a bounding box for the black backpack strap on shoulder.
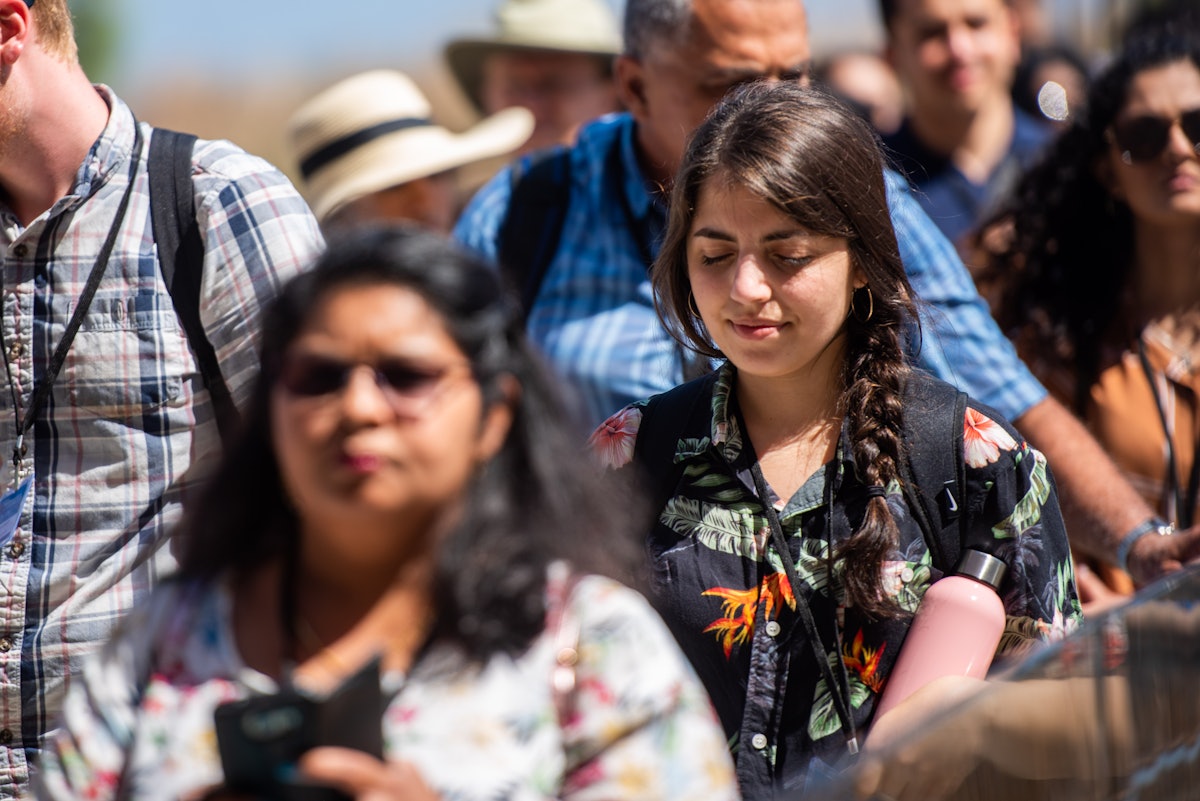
[898,371,969,575]
[497,145,573,317]
[147,128,238,445]
[633,371,718,515]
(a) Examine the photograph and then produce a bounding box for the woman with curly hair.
[591,81,1080,797]
[34,226,738,801]
[979,30,1200,599]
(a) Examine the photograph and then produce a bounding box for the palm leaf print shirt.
[592,363,1083,798]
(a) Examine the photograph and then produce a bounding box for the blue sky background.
[93,0,1113,171]
[106,0,889,93]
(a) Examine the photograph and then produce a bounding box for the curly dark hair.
[654,81,919,618]
[982,29,1200,412]
[177,225,641,663]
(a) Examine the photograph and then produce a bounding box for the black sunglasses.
[279,354,470,414]
[1109,108,1200,164]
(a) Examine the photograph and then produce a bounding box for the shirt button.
[6,541,22,559]
[900,567,914,583]
[0,637,12,652]
[11,245,26,259]
[751,733,768,750]
[0,729,13,745]
[6,342,20,362]
[765,621,782,637]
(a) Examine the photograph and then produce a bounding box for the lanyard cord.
[6,124,145,471]
[1137,339,1200,528]
[750,461,859,755]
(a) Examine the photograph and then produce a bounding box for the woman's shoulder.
[588,371,722,470]
[902,371,1028,454]
[549,569,683,659]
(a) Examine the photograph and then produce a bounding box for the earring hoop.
[688,292,701,318]
[851,286,874,323]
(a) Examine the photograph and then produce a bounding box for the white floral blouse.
[33,571,739,801]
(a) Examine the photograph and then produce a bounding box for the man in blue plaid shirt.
[0,1,322,793]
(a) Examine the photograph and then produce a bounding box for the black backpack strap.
[497,145,573,317]
[147,128,238,445]
[633,372,719,515]
[898,371,969,575]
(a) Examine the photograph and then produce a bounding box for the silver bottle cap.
[955,549,1007,591]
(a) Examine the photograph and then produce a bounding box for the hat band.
[300,117,434,179]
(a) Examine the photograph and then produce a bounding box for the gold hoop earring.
[851,286,874,323]
[688,292,701,318]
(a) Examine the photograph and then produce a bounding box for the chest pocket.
[64,293,188,421]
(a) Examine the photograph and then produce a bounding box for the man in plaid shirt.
[0,1,322,793]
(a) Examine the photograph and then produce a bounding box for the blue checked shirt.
[455,113,1045,429]
[0,87,322,794]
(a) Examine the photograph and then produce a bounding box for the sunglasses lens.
[1182,109,1200,150]
[280,356,348,397]
[377,364,453,403]
[1114,116,1170,163]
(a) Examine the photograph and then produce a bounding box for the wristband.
[1116,517,1175,573]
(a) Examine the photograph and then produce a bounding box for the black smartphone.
[214,656,385,801]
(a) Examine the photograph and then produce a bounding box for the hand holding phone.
[214,657,385,801]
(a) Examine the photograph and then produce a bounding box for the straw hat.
[288,70,534,222]
[445,0,622,111]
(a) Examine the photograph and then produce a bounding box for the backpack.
[496,145,574,317]
[632,370,969,575]
[146,128,238,445]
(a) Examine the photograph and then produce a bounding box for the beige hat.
[445,0,622,111]
[288,70,534,222]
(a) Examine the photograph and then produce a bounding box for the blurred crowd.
[1,0,1199,799]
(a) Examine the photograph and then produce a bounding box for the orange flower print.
[843,629,886,693]
[588,406,643,469]
[703,573,795,658]
[963,407,1018,468]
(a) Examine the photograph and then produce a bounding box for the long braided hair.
[654,81,918,618]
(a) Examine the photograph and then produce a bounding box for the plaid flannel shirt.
[0,86,322,794]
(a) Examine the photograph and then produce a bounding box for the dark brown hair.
[654,80,918,618]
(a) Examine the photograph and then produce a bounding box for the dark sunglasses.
[1109,108,1200,164]
[279,354,470,414]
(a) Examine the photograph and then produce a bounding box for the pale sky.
[107,0,890,94]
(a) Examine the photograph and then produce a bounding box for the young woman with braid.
[589,81,1081,798]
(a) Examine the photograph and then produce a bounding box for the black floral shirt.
[591,363,1082,798]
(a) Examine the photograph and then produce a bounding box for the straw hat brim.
[445,38,617,112]
[306,106,534,222]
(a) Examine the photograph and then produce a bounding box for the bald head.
[616,0,812,181]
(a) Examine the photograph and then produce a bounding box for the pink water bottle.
[873,549,1007,721]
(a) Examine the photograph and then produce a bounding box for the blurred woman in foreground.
[35,227,738,801]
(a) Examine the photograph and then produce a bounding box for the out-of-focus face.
[687,178,862,384]
[822,52,905,135]
[480,49,619,152]
[886,0,1020,118]
[271,284,510,577]
[1103,60,1200,232]
[325,173,460,235]
[618,0,811,182]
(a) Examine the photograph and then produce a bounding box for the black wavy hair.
[177,225,641,662]
[982,29,1200,411]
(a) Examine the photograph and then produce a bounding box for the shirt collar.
[619,116,665,225]
[68,85,137,207]
[706,361,861,485]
